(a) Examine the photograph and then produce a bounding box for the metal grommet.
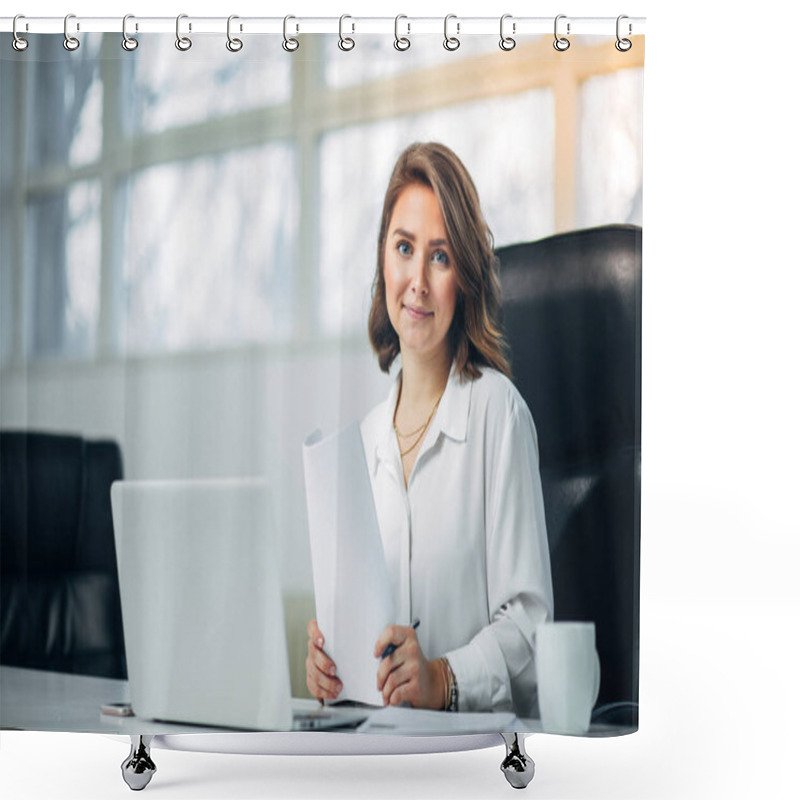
[226,15,243,52]
[394,14,410,51]
[443,14,460,51]
[553,14,570,52]
[283,15,299,52]
[63,13,80,51]
[12,15,29,52]
[499,14,516,51]
[615,15,632,52]
[122,14,139,51]
[338,14,355,51]
[175,14,192,51]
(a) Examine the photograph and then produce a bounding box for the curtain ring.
[553,14,570,51]
[63,13,80,51]
[443,14,460,51]
[338,14,355,51]
[175,14,192,51]
[394,15,410,51]
[122,14,138,51]
[12,15,29,52]
[283,15,299,52]
[226,15,243,52]
[615,15,632,52]
[499,14,516,51]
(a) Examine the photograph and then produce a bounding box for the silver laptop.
[111,478,366,732]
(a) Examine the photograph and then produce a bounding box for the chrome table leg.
[500,733,535,789]
[121,735,156,791]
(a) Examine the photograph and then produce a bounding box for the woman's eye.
[397,241,412,256]
[432,249,450,266]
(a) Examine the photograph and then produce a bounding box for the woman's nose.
[410,259,429,294]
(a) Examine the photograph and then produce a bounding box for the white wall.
[0,345,393,593]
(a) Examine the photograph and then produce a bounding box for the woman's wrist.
[436,658,449,710]
[431,657,458,711]
[441,656,459,712]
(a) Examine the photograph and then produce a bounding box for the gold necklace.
[394,417,428,439]
[394,392,444,458]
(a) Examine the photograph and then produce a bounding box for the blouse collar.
[373,362,472,474]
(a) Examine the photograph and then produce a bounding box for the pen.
[381,618,420,659]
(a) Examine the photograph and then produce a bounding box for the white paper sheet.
[356,706,518,735]
[303,423,395,706]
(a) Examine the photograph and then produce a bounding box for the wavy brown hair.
[368,142,510,380]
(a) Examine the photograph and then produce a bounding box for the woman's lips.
[404,304,433,320]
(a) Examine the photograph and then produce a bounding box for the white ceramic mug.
[536,621,600,735]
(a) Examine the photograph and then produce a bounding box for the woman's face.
[383,183,458,365]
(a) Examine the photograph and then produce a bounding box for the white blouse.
[360,365,554,715]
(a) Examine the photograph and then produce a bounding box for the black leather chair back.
[1,431,127,679]
[498,224,641,726]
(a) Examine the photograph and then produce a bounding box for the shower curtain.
[0,19,644,739]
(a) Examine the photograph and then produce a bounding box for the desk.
[1,665,628,790]
[1,665,227,735]
[0,665,514,746]
[1,665,627,738]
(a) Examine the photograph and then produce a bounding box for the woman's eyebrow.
[391,228,449,248]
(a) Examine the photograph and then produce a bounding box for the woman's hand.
[306,619,342,702]
[374,625,445,709]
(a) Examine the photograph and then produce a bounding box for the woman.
[306,142,553,715]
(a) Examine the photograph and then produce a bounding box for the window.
[577,68,644,228]
[119,144,298,352]
[25,35,103,168]
[322,34,499,88]
[121,35,291,133]
[0,32,644,364]
[26,181,101,357]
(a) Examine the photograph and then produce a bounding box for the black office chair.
[0,431,128,679]
[498,224,641,729]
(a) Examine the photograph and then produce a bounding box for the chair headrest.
[498,225,642,466]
